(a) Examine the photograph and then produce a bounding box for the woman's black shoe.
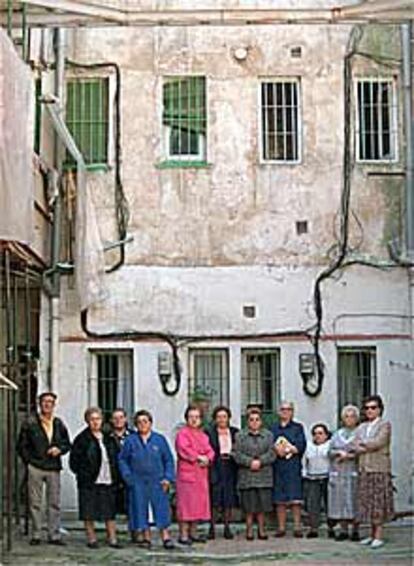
[135,539,151,548]
[258,533,268,540]
[335,532,349,541]
[87,541,99,549]
[163,539,175,550]
[177,538,192,546]
[190,534,207,543]
[246,531,254,541]
[108,541,122,549]
[306,530,319,539]
[208,526,216,540]
[223,525,234,540]
[350,531,360,542]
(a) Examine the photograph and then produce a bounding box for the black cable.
[308,28,407,397]
[65,59,130,273]
[80,309,181,396]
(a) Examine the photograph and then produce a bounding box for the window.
[94,351,133,422]
[188,349,229,408]
[66,77,109,165]
[356,79,397,162]
[241,349,281,426]
[337,347,377,418]
[260,79,301,162]
[163,76,206,161]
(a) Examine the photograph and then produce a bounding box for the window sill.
[63,163,110,173]
[156,160,212,170]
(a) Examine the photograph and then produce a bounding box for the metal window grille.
[356,79,397,162]
[96,351,133,422]
[337,347,377,419]
[66,77,109,165]
[163,76,206,160]
[261,80,300,162]
[241,349,281,426]
[189,349,229,408]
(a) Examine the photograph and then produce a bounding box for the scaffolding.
[0,244,42,555]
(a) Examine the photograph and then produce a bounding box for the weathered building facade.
[1,0,413,524]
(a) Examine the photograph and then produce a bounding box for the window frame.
[337,346,377,422]
[241,348,281,424]
[259,77,302,165]
[65,74,115,169]
[162,75,208,163]
[188,348,229,407]
[354,76,399,164]
[88,349,134,423]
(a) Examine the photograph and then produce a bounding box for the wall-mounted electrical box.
[158,351,172,377]
[299,353,316,376]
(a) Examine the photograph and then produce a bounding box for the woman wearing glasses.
[175,404,215,545]
[354,395,394,549]
[233,407,275,540]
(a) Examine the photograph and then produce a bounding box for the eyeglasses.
[280,407,293,411]
[364,405,379,411]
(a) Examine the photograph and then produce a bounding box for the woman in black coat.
[206,406,239,540]
[70,407,121,549]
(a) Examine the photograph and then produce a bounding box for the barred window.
[356,79,397,162]
[93,351,133,423]
[188,349,229,409]
[66,77,109,165]
[261,79,300,162]
[163,76,206,161]
[337,347,377,420]
[241,349,281,427]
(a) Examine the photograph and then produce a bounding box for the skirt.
[357,472,394,525]
[211,460,239,509]
[78,484,117,522]
[240,488,273,514]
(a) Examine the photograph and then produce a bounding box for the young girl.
[303,423,333,538]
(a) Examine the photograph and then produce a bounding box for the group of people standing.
[16,392,394,551]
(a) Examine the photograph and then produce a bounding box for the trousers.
[28,464,61,541]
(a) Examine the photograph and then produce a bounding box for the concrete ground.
[1,518,413,565]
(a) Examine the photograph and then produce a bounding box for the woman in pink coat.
[175,404,215,545]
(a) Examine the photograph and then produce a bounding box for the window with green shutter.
[65,77,109,166]
[163,76,206,161]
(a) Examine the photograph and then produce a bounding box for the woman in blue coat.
[271,401,306,537]
[118,410,175,549]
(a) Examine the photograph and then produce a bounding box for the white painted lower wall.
[49,264,413,514]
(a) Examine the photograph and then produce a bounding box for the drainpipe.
[402,22,414,258]
[401,22,414,348]
[49,28,65,392]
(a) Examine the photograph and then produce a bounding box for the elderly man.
[17,392,71,545]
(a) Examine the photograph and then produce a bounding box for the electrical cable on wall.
[307,27,407,397]
[65,59,130,274]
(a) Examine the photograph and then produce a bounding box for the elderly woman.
[175,404,215,545]
[206,405,239,540]
[271,401,306,537]
[118,410,175,550]
[353,395,394,549]
[328,404,360,541]
[233,408,276,540]
[69,407,121,549]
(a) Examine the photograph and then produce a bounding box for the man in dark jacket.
[17,391,71,545]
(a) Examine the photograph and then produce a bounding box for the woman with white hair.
[328,404,360,541]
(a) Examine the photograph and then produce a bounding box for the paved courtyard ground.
[1,518,413,565]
